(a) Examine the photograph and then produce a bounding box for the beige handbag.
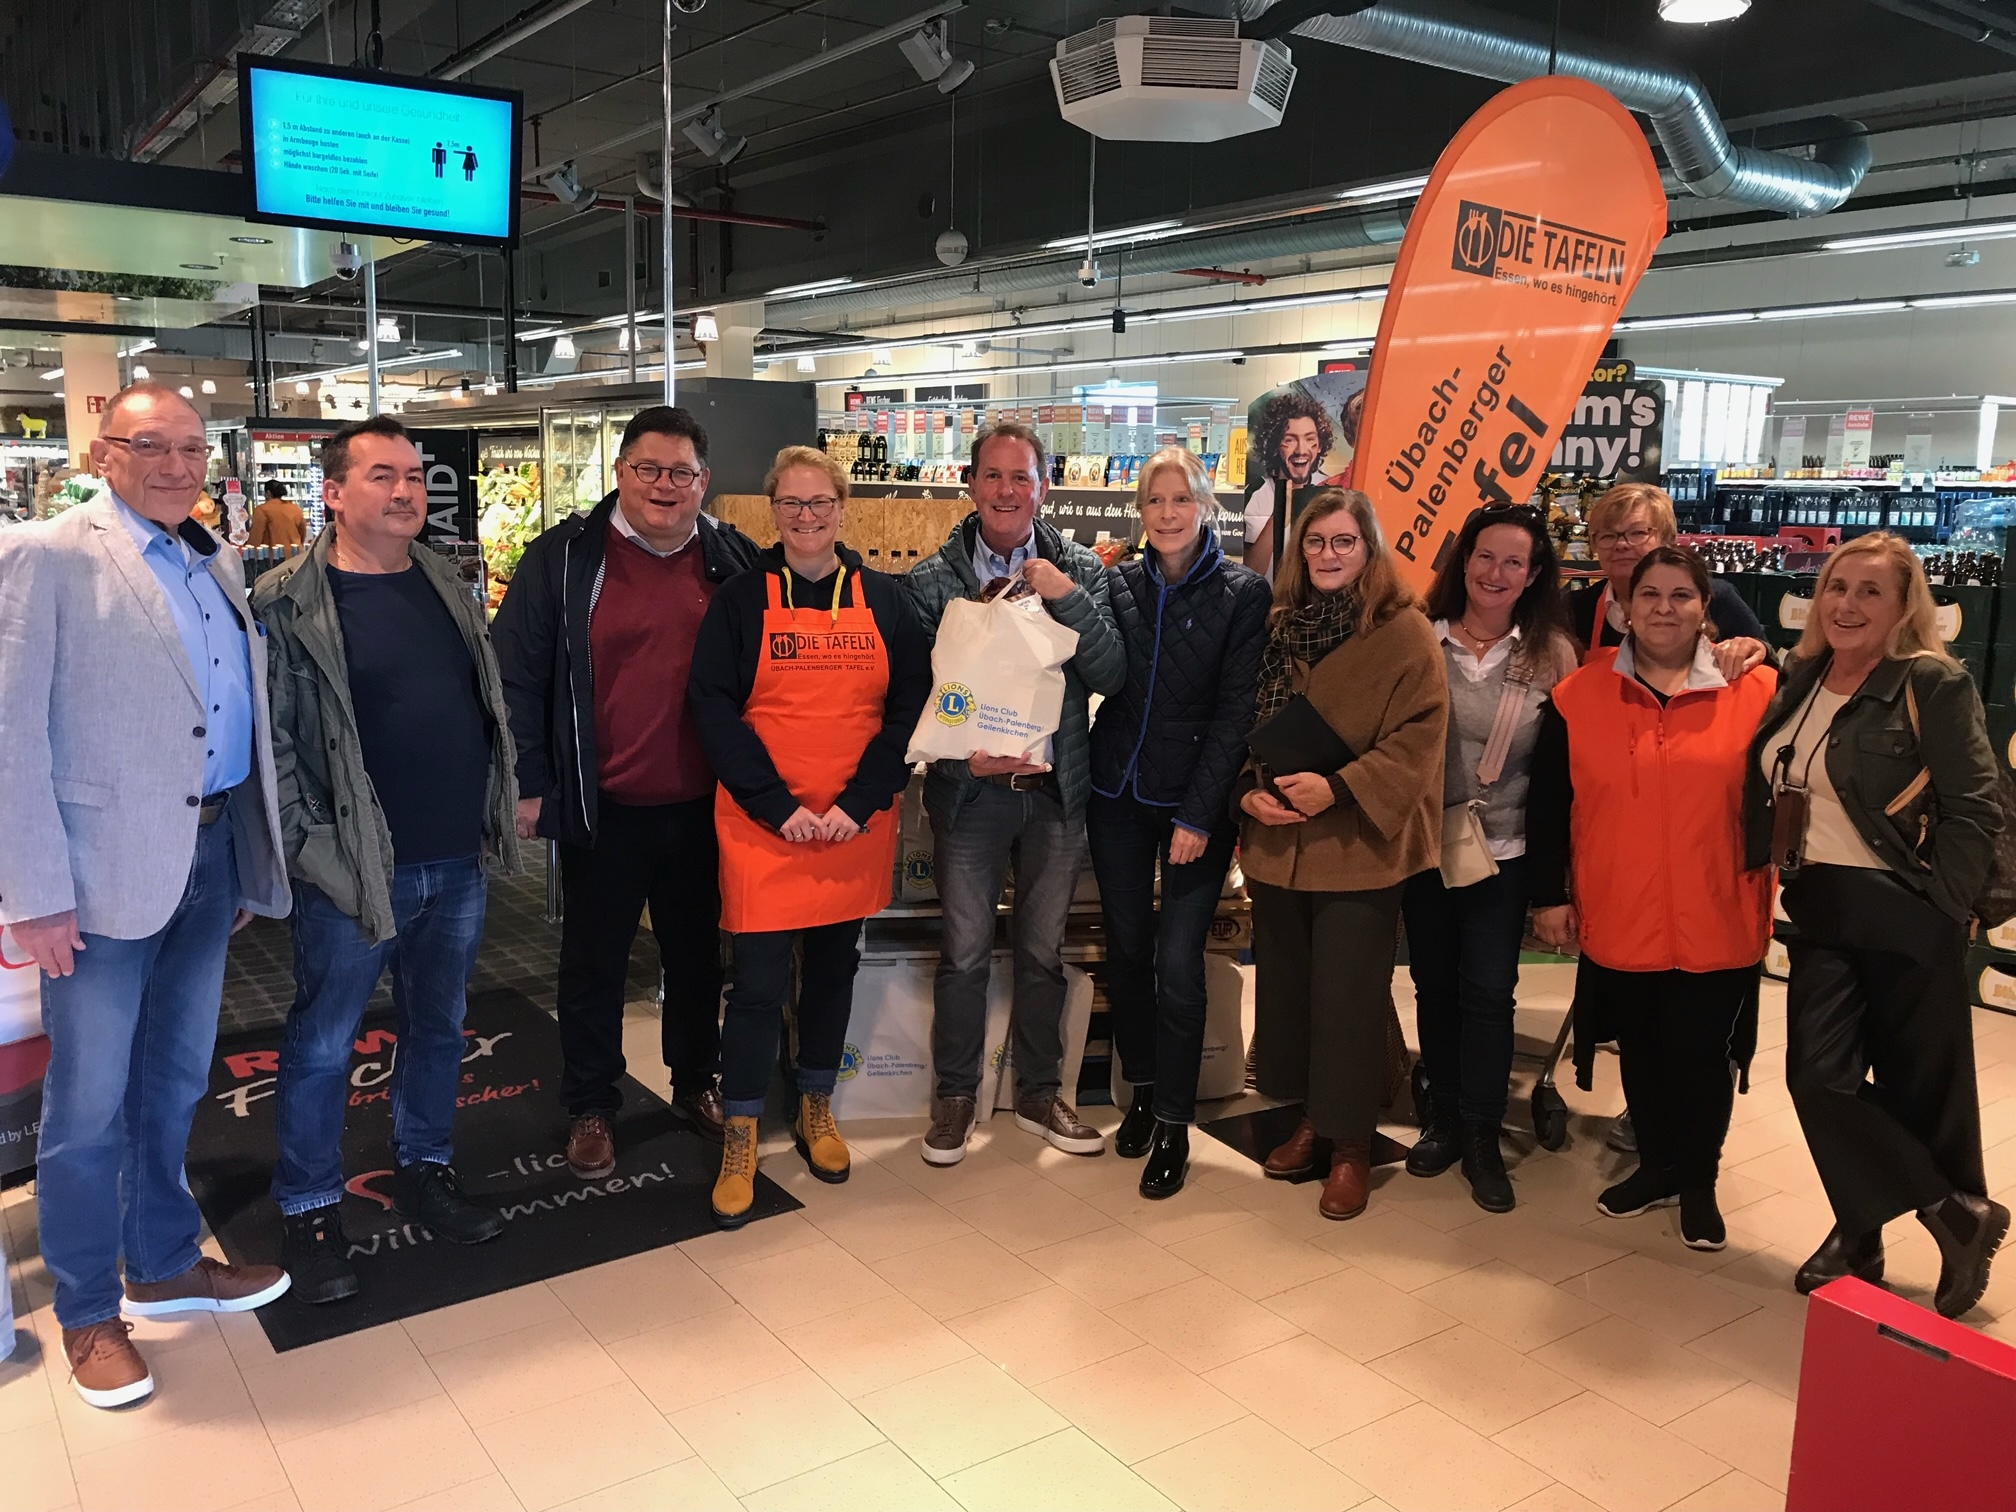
[1440,660,1534,889]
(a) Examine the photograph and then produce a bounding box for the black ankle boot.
[1406,1123,1463,1178]
[1795,1225,1885,1295]
[1920,1193,2011,1318]
[1140,1121,1189,1200]
[1460,1122,1514,1213]
[1115,1085,1157,1160]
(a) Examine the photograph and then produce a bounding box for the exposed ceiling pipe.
[521,186,820,231]
[1864,0,2016,57]
[1238,0,1872,217]
[431,0,601,79]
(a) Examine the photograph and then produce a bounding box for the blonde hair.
[764,444,849,502]
[1795,531,1952,664]
[1586,482,1677,545]
[1134,446,1215,513]
[1271,488,1414,630]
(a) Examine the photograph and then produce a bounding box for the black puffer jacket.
[1089,530,1271,836]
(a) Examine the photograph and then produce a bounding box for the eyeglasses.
[773,496,840,518]
[1303,531,1362,558]
[1594,526,1656,551]
[100,435,210,464]
[623,460,706,487]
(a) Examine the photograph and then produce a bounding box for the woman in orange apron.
[688,446,932,1228]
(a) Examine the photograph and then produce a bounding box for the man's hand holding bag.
[907,571,1081,768]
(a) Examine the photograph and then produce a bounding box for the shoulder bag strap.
[1884,675,1932,817]
[1475,659,1535,790]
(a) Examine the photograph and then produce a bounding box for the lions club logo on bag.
[768,631,799,660]
[934,682,974,726]
[837,1043,862,1081]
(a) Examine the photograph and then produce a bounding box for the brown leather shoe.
[675,1085,727,1145]
[64,1320,153,1409]
[1263,1116,1330,1180]
[922,1095,977,1167]
[124,1255,290,1317]
[567,1113,617,1178]
[1014,1094,1105,1156]
[1319,1139,1372,1221]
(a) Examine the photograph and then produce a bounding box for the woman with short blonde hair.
[764,444,850,505]
[1568,483,1766,662]
[1746,531,2007,1316]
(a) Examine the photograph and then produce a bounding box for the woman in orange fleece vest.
[1527,546,1777,1253]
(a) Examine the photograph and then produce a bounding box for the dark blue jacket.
[1089,530,1271,836]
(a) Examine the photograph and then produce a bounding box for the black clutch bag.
[1247,694,1357,793]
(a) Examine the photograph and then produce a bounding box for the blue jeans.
[929,781,1086,1103]
[272,858,488,1215]
[1086,793,1237,1123]
[1402,857,1531,1126]
[38,819,238,1329]
[720,920,862,1119]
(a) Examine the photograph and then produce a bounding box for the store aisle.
[5,969,2016,1512]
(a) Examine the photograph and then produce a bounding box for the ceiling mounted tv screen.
[239,57,522,247]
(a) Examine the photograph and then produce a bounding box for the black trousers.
[556,793,723,1116]
[1250,879,1403,1143]
[1781,864,1985,1235]
[719,920,864,1118]
[1402,858,1531,1127]
[1597,961,1751,1191]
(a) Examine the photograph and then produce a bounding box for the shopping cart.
[1411,1006,1574,1151]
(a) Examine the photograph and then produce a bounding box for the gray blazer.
[0,495,290,939]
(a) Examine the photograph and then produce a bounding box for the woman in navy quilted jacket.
[1088,447,1271,1198]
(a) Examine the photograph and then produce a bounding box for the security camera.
[671,0,706,11]
[330,240,364,282]
[1077,258,1100,288]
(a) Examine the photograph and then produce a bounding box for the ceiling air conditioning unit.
[1051,16,1295,143]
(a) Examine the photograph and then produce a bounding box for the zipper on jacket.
[563,534,592,834]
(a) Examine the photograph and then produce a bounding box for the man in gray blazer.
[0,382,293,1409]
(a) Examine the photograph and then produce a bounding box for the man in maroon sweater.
[493,407,760,1177]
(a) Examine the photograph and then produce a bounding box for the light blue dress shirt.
[115,496,254,794]
[972,527,1036,586]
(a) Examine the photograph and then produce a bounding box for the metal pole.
[661,0,676,406]
[364,250,381,414]
[251,301,270,415]
[624,194,639,384]
[502,249,520,392]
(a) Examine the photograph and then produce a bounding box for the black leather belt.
[982,771,1056,791]
[198,790,233,827]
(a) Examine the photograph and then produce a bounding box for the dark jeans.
[1403,858,1531,1127]
[1086,792,1237,1123]
[929,781,1085,1103]
[719,920,864,1118]
[272,858,488,1215]
[557,793,722,1116]
[1250,878,1403,1143]
[38,820,236,1328]
[1597,961,1751,1191]
[1781,864,1984,1235]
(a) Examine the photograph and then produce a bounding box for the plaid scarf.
[1255,586,1360,724]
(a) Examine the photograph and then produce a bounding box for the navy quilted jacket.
[1089,531,1271,836]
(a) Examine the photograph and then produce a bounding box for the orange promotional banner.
[1355,76,1668,589]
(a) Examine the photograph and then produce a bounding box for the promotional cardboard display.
[1241,368,1370,579]
[1353,76,1668,589]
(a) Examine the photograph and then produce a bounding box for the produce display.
[477,462,542,610]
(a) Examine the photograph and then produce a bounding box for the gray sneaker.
[1606,1110,1637,1155]
[1015,1094,1106,1156]
[923,1095,977,1167]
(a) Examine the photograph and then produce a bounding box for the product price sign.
[1824,416,1848,471]
[1778,415,1808,475]
[1904,418,1934,471]
[1843,408,1875,468]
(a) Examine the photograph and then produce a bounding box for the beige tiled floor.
[7,967,2016,1512]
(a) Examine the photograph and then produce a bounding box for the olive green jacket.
[253,528,521,944]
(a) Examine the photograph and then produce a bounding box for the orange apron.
[716,567,900,933]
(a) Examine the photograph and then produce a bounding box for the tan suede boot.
[712,1116,760,1228]
[795,1092,851,1184]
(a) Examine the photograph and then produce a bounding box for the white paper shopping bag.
[907,590,1080,767]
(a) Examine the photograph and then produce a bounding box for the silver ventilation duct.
[1238,0,1871,217]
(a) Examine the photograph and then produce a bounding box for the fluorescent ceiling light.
[1321,341,1373,354]
[39,367,61,380]
[693,313,719,342]
[119,339,156,358]
[768,276,856,299]
[552,333,578,360]
[1041,220,1183,251]
[1335,176,1429,203]
[1615,311,1758,331]
[1912,291,2016,310]
[1658,0,1749,18]
[1822,220,2016,254]
[814,348,1243,387]
[1754,300,1907,321]
[291,349,466,384]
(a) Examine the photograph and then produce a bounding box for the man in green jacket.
[903,422,1126,1167]
[253,416,521,1305]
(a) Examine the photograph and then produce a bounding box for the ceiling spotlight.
[797,354,817,372]
[179,385,195,398]
[355,338,371,353]
[295,380,311,395]
[541,160,598,213]
[693,312,720,342]
[200,378,217,394]
[900,19,973,93]
[180,261,220,271]
[39,367,61,380]
[1657,0,1749,18]
[553,333,578,360]
[231,235,272,245]
[1948,248,1983,267]
[376,316,401,343]
[132,363,150,380]
[483,376,499,395]
[958,340,979,357]
[873,348,896,365]
[682,109,747,165]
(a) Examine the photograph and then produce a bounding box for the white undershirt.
[1759,683,1887,871]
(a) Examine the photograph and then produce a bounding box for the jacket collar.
[276,520,452,606]
[1143,528,1223,589]
[1783,648,1914,709]
[1610,634,1728,694]
[944,511,1068,587]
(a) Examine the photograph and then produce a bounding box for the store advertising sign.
[1353,76,1666,588]
[1904,417,1934,471]
[407,427,476,541]
[1778,415,1808,475]
[239,57,522,246]
[1842,408,1875,468]
[1824,416,1848,470]
[1549,359,1664,481]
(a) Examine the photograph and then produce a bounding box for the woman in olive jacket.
[1745,531,2007,1318]
[1234,489,1448,1222]
[1089,448,1271,1200]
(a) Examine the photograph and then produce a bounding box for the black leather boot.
[1406,1121,1463,1178]
[1460,1122,1514,1213]
[1920,1194,2011,1319]
[1114,1084,1157,1160]
[1139,1121,1190,1200]
[1794,1225,1885,1295]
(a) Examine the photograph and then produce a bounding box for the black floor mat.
[186,986,800,1352]
[1199,1101,1412,1182]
